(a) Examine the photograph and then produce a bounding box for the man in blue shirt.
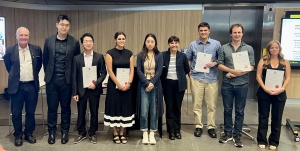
[186,22,221,138]
[218,23,255,147]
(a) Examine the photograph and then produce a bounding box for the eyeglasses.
[83,40,93,44]
[59,23,70,28]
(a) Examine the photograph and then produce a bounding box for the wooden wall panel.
[274,8,300,98]
[0,6,202,94]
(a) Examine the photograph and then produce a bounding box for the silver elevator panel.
[203,6,264,99]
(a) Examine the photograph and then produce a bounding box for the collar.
[18,44,29,51]
[196,38,212,45]
[84,50,93,57]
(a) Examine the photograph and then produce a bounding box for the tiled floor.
[0,94,300,151]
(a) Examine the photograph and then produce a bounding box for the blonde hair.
[262,40,285,68]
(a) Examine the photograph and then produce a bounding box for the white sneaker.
[142,131,149,144]
[149,132,156,145]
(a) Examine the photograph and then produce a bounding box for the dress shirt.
[186,38,221,83]
[84,51,93,67]
[217,42,255,85]
[19,45,33,81]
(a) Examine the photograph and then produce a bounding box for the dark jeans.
[10,82,38,138]
[77,89,100,136]
[163,79,185,134]
[257,95,285,147]
[46,75,72,134]
[221,82,248,136]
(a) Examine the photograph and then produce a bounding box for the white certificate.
[116,68,130,89]
[232,51,251,71]
[82,66,97,88]
[195,52,212,73]
[265,69,284,90]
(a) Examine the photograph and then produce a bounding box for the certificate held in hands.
[82,66,97,88]
[265,69,284,90]
[116,68,130,89]
[195,52,212,73]
[232,51,251,71]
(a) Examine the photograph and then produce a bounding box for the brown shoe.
[89,135,97,144]
[74,135,86,144]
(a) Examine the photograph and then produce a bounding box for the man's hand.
[73,95,79,102]
[88,83,96,89]
[206,61,217,68]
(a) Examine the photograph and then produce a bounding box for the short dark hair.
[80,33,94,43]
[57,14,71,24]
[167,36,180,43]
[114,31,126,39]
[230,23,244,34]
[198,22,210,30]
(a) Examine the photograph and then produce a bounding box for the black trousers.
[257,95,286,147]
[163,79,185,134]
[10,82,38,138]
[46,75,72,134]
[77,89,100,136]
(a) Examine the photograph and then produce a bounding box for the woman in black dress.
[104,31,135,144]
[256,40,291,150]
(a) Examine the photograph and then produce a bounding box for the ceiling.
[1,0,300,5]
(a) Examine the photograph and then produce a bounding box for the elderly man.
[4,27,42,147]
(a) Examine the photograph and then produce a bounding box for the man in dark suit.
[43,14,80,144]
[3,27,42,147]
[72,33,107,144]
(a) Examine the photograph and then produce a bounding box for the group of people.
[3,14,290,150]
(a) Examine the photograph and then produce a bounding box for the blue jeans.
[140,86,157,131]
[221,82,248,136]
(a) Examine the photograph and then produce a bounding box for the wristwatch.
[281,87,285,91]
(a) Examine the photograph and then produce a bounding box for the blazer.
[72,52,107,97]
[3,44,42,94]
[43,34,80,84]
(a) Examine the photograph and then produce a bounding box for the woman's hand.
[121,83,131,91]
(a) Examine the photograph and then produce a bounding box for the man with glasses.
[72,33,107,144]
[43,14,80,144]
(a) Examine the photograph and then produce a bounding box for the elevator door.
[203,6,264,99]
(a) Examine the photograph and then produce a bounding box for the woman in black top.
[104,31,135,144]
[256,40,291,150]
[161,36,190,140]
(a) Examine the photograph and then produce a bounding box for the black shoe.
[61,133,69,144]
[219,132,232,143]
[207,129,217,138]
[25,135,36,144]
[14,137,23,147]
[169,133,175,140]
[233,135,243,147]
[48,133,56,144]
[175,132,181,139]
[194,128,202,137]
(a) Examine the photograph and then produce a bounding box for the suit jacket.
[72,52,107,97]
[43,34,80,84]
[161,50,190,92]
[3,44,42,94]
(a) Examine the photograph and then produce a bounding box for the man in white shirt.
[3,27,42,147]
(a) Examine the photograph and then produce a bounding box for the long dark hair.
[142,33,159,60]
